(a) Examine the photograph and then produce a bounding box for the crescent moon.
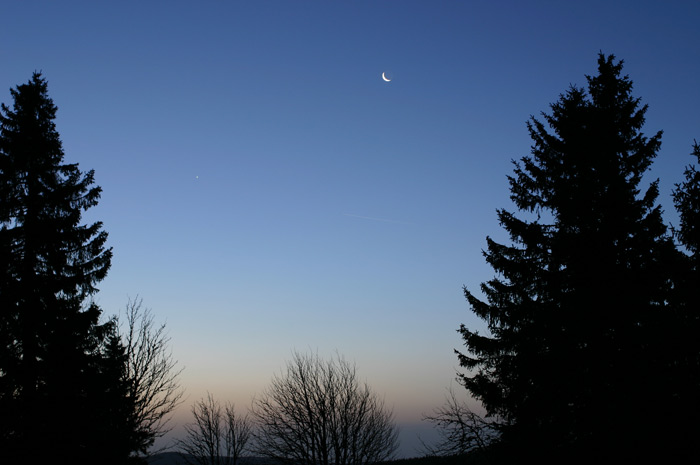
[382,72,391,82]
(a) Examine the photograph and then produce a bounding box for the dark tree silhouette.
[118,297,184,456]
[673,140,700,261]
[251,352,399,465]
[177,393,252,465]
[456,54,680,463]
[667,140,700,452]
[0,73,134,464]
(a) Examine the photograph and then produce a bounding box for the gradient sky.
[3,0,699,457]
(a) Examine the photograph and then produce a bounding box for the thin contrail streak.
[342,213,413,225]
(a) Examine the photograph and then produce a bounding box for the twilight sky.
[2,0,699,457]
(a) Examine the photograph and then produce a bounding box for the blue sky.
[2,0,699,457]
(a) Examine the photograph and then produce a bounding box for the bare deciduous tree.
[421,388,499,457]
[178,393,252,465]
[252,351,399,465]
[119,297,184,454]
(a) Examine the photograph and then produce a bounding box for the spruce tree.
[668,141,700,453]
[456,54,677,462]
[673,140,700,263]
[0,74,131,463]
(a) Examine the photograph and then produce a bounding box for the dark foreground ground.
[147,454,265,465]
[147,453,478,465]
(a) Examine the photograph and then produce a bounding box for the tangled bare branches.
[251,351,398,465]
[119,297,184,454]
[421,388,499,457]
[177,393,252,465]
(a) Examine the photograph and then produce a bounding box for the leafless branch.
[421,387,500,457]
[119,297,184,454]
[251,351,399,465]
[177,393,252,465]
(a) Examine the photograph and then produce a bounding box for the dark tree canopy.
[456,54,692,463]
[0,73,138,464]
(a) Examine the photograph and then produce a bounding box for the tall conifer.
[667,141,700,454]
[457,55,677,462]
[0,74,129,463]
